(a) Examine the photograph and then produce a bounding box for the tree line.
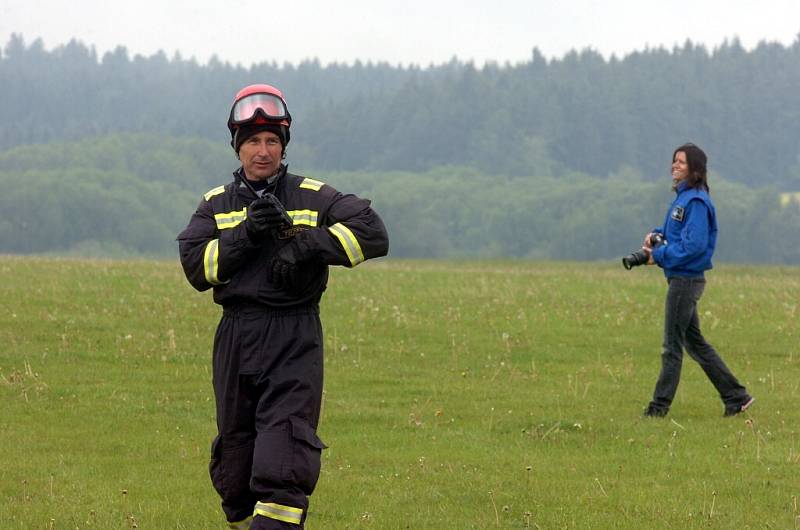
[1,33,800,189]
[1,134,798,264]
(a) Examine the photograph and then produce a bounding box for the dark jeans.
[649,276,749,412]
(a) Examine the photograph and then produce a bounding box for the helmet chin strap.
[233,127,241,152]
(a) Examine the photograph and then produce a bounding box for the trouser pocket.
[209,435,225,496]
[288,416,327,494]
[210,435,255,502]
[252,418,327,495]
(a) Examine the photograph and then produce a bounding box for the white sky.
[1,0,798,67]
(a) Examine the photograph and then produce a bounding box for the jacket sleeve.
[653,199,709,270]
[177,196,261,291]
[302,191,389,267]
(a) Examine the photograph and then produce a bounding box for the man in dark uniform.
[177,84,389,529]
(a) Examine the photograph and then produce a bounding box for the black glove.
[267,233,316,289]
[244,193,292,241]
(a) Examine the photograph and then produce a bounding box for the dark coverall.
[177,165,388,526]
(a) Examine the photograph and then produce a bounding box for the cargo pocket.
[209,435,225,497]
[289,416,327,494]
[211,435,255,503]
[252,427,292,490]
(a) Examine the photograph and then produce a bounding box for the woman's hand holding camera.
[641,233,655,265]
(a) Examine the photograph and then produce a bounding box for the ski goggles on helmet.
[229,92,291,126]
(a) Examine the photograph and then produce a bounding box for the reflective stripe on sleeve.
[203,239,224,285]
[254,502,303,525]
[299,177,324,191]
[288,209,318,227]
[214,208,247,229]
[328,222,365,267]
[204,185,226,201]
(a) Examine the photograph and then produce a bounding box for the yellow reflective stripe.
[203,239,223,285]
[204,185,226,201]
[214,208,247,229]
[254,502,303,525]
[328,222,365,267]
[287,209,318,227]
[227,516,252,529]
[299,177,324,191]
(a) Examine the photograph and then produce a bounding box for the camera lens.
[622,249,648,270]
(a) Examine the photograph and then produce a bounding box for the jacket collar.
[233,164,288,199]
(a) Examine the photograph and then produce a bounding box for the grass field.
[1,256,798,529]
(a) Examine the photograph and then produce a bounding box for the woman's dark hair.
[673,143,709,192]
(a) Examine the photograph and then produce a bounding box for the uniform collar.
[234,164,288,198]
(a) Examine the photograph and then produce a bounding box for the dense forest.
[2,33,800,186]
[1,134,798,263]
[0,34,799,263]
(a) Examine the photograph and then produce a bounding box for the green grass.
[1,256,798,529]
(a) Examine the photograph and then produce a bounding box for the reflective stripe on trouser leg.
[254,502,303,525]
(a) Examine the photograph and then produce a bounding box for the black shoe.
[724,396,755,417]
[227,518,251,529]
[644,405,668,417]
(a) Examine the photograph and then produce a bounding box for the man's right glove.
[267,232,318,289]
[244,193,292,242]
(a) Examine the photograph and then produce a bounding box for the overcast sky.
[2,0,799,67]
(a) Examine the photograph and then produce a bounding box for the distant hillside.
[1,34,800,188]
[1,133,798,263]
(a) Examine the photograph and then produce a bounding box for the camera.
[622,233,666,270]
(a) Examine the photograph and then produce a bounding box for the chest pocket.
[670,206,685,222]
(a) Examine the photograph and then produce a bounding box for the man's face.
[671,150,689,185]
[239,131,283,181]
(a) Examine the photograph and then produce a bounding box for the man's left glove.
[267,233,317,289]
